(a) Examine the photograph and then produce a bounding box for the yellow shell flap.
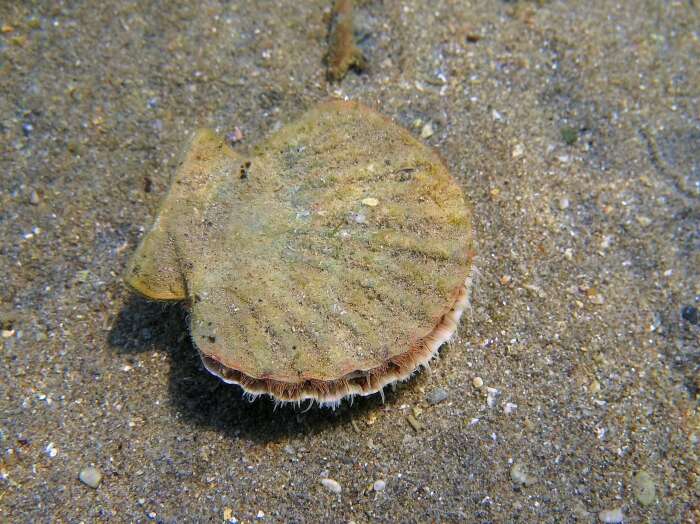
[124,129,239,301]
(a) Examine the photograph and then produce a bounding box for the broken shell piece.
[125,100,475,406]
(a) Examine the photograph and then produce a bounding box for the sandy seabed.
[1,1,698,522]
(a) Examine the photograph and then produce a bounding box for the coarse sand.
[1,1,698,522]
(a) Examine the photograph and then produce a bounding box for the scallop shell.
[125,100,475,406]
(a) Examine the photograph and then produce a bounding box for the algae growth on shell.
[125,101,475,405]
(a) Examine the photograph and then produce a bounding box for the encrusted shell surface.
[126,100,475,405]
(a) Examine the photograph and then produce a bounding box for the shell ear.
[169,128,239,200]
[124,224,186,301]
[124,129,239,301]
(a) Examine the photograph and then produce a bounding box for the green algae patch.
[561,126,578,145]
[125,100,475,405]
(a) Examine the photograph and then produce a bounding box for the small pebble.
[558,197,570,210]
[373,479,386,492]
[636,215,652,227]
[350,212,366,224]
[598,507,624,523]
[588,290,605,305]
[632,470,655,506]
[361,197,379,207]
[681,305,698,325]
[4,449,17,466]
[420,122,434,139]
[571,500,590,519]
[503,402,518,415]
[510,462,535,486]
[227,126,244,144]
[321,478,342,494]
[589,294,605,305]
[472,376,483,388]
[426,388,448,405]
[512,143,524,158]
[486,387,500,408]
[29,190,40,205]
[79,466,102,488]
[223,507,236,523]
